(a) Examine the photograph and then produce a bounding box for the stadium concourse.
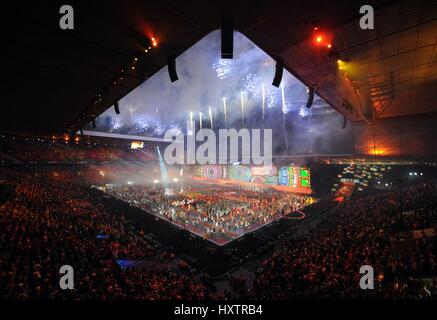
[1,0,437,307]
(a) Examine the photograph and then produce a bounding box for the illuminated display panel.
[130,141,144,149]
[194,164,311,193]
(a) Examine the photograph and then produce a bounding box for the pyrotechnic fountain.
[156,146,173,196]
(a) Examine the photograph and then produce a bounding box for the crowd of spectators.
[251,182,437,299]
[0,168,211,299]
[0,161,436,300]
[0,137,156,163]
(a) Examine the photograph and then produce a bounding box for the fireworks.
[299,106,310,118]
[88,30,337,138]
[188,112,194,135]
[169,123,182,132]
[212,59,233,79]
[153,123,165,136]
[189,111,194,128]
[240,73,261,99]
[133,117,169,136]
[208,106,213,129]
[199,112,203,130]
[111,117,122,130]
[240,91,245,126]
[166,124,183,137]
[281,83,289,114]
[134,117,150,132]
[223,97,227,127]
[266,88,278,109]
[281,84,289,151]
[262,84,265,122]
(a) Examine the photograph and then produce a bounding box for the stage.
[90,187,319,277]
[100,182,315,246]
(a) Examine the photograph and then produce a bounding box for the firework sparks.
[208,106,213,129]
[223,97,227,128]
[153,124,165,136]
[299,106,310,117]
[240,73,261,99]
[266,88,277,109]
[111,118,122,130]
[281,83,288,114]
[281,84,289,151]
[212,59,233,79]
[199,112,203,130]
[240,91,245,126]
[261,84,265,122]
[189,111,194,128]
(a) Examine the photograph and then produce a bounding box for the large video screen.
[193,164,311,193]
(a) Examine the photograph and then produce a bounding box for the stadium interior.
[0,0,437,303]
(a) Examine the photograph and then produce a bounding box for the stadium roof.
[2,0,436,136]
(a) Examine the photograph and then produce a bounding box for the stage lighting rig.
[305,86,315,109]
[221,14,233,59]
[167,54,179,82]
[272,56,284,87]
[114,101,120,115]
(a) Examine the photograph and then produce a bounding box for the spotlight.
[313,31,327,46]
